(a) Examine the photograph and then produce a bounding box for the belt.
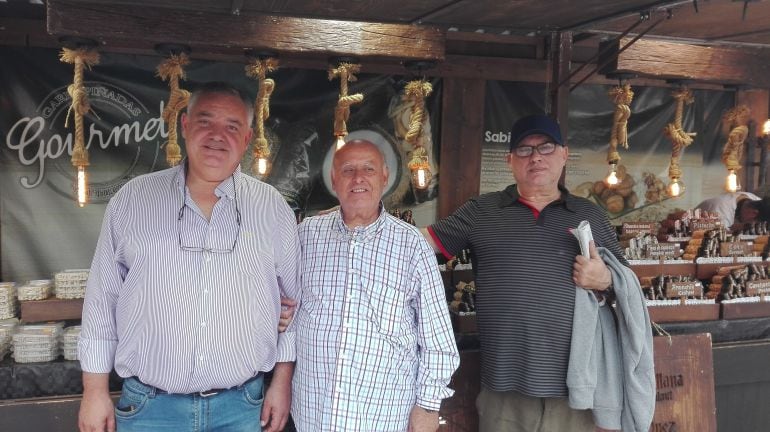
[133,373,262,398]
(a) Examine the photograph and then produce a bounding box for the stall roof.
[2,0,769,49]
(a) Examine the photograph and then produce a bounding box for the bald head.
[333,140,388,174]
[331,139,389,226]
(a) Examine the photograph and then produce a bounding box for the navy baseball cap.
[509,114,564,152]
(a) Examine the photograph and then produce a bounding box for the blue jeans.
[115,376,264,432]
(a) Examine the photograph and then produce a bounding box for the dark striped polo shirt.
[429,184,626,397]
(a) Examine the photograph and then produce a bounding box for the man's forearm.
[82,372,111,396]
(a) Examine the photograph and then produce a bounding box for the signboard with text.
[650,333,716,432]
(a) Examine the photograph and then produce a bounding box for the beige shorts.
[476,386,595,432]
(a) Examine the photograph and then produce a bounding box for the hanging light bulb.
[725,169,739,192]
[256,157,270,176]
[335,135,346,151]
[411,166,433,190]
[417,168,427,188]
[76,165,88,208]
[605,162,619,186]
[668,178,684,198]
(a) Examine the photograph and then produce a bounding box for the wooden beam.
[438,78,484,219]
[46,0,445,62]
[736,88,770,191]
[549,31,571,141]
[599,37,770,88]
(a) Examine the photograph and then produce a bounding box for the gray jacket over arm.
[567,247,656,432]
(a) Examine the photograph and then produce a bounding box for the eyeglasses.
[178,176,241,253]
[512,142,558,158]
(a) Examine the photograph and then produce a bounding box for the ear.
[244,127,254,146]
[180,113,189,138]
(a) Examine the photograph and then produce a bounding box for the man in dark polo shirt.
[422,114,626,432]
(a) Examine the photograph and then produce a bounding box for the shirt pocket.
[362,272,412,337]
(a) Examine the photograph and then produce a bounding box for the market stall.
[2,1,770,431]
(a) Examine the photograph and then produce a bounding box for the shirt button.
[200,322,206,327]
[204,289,209,294]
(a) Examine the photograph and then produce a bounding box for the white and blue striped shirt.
[292,208,459,432]
[78,164,299,393]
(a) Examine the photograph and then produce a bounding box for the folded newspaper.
[570,220,594,258]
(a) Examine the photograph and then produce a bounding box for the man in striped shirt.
[78,82,299,432]
[291,140,459,432]
[423,115,625,432]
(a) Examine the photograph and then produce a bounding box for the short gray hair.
[187,81,254,127]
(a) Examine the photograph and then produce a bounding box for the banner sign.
[482,81,734,224]
[0,47,440,281]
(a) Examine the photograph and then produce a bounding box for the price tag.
[690,219,720,231]
[719,242,752,257]
[665,281,702,299]
[622,222,657,235]
[746,280,770,296]
[646,243,681,259]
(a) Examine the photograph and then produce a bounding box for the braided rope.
[60,47,100,169]
[328,63,364,139]
[721,105,750,171]
[246,57,279,174]
[664,87,696,181]
[156,53,190,166]
[607,83,634,163]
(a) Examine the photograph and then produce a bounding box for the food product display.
[449,281,476,314]
[0,282,16,320]
[17,280,53,301]
[62,325,81,361]
[54,269,89,299]
[0,318,19,361]
[11,322,64,363]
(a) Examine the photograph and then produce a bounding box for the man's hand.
[573,240,612,291]
[408,405,439,432]
[261,362,294,432]
[79,372,115,432]
[278,297,297,333]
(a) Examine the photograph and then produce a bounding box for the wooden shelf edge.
[19,298,84,323]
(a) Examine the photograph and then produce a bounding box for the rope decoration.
[328,62,364,140]
[156,53,191,167]
[607,83,634,163]
[403,79,433,189]
[721,105,750,172]
[59,47,100,170]
[245,56,279,175]
[664,87,697,182]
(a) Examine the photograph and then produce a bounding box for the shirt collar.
[498,183,578,212]
[333,202,388,242]
[173,160,242,200]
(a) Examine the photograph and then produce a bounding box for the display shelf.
[721,300,770,320]
[19,299,83,323]
[628,259,695,279]
[695,256,763,280]
[648,304,720,323]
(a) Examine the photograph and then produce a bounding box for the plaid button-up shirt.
[292,208,459,432]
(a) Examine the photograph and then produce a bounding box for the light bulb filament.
[726,170,739,192]
[77,166,88,208]
[257,158,268,175]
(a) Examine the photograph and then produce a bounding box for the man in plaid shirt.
[290,139,459,432]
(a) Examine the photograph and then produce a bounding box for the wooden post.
[736,89,770,192]
[549,31,572,140]
[438,78,484,219]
